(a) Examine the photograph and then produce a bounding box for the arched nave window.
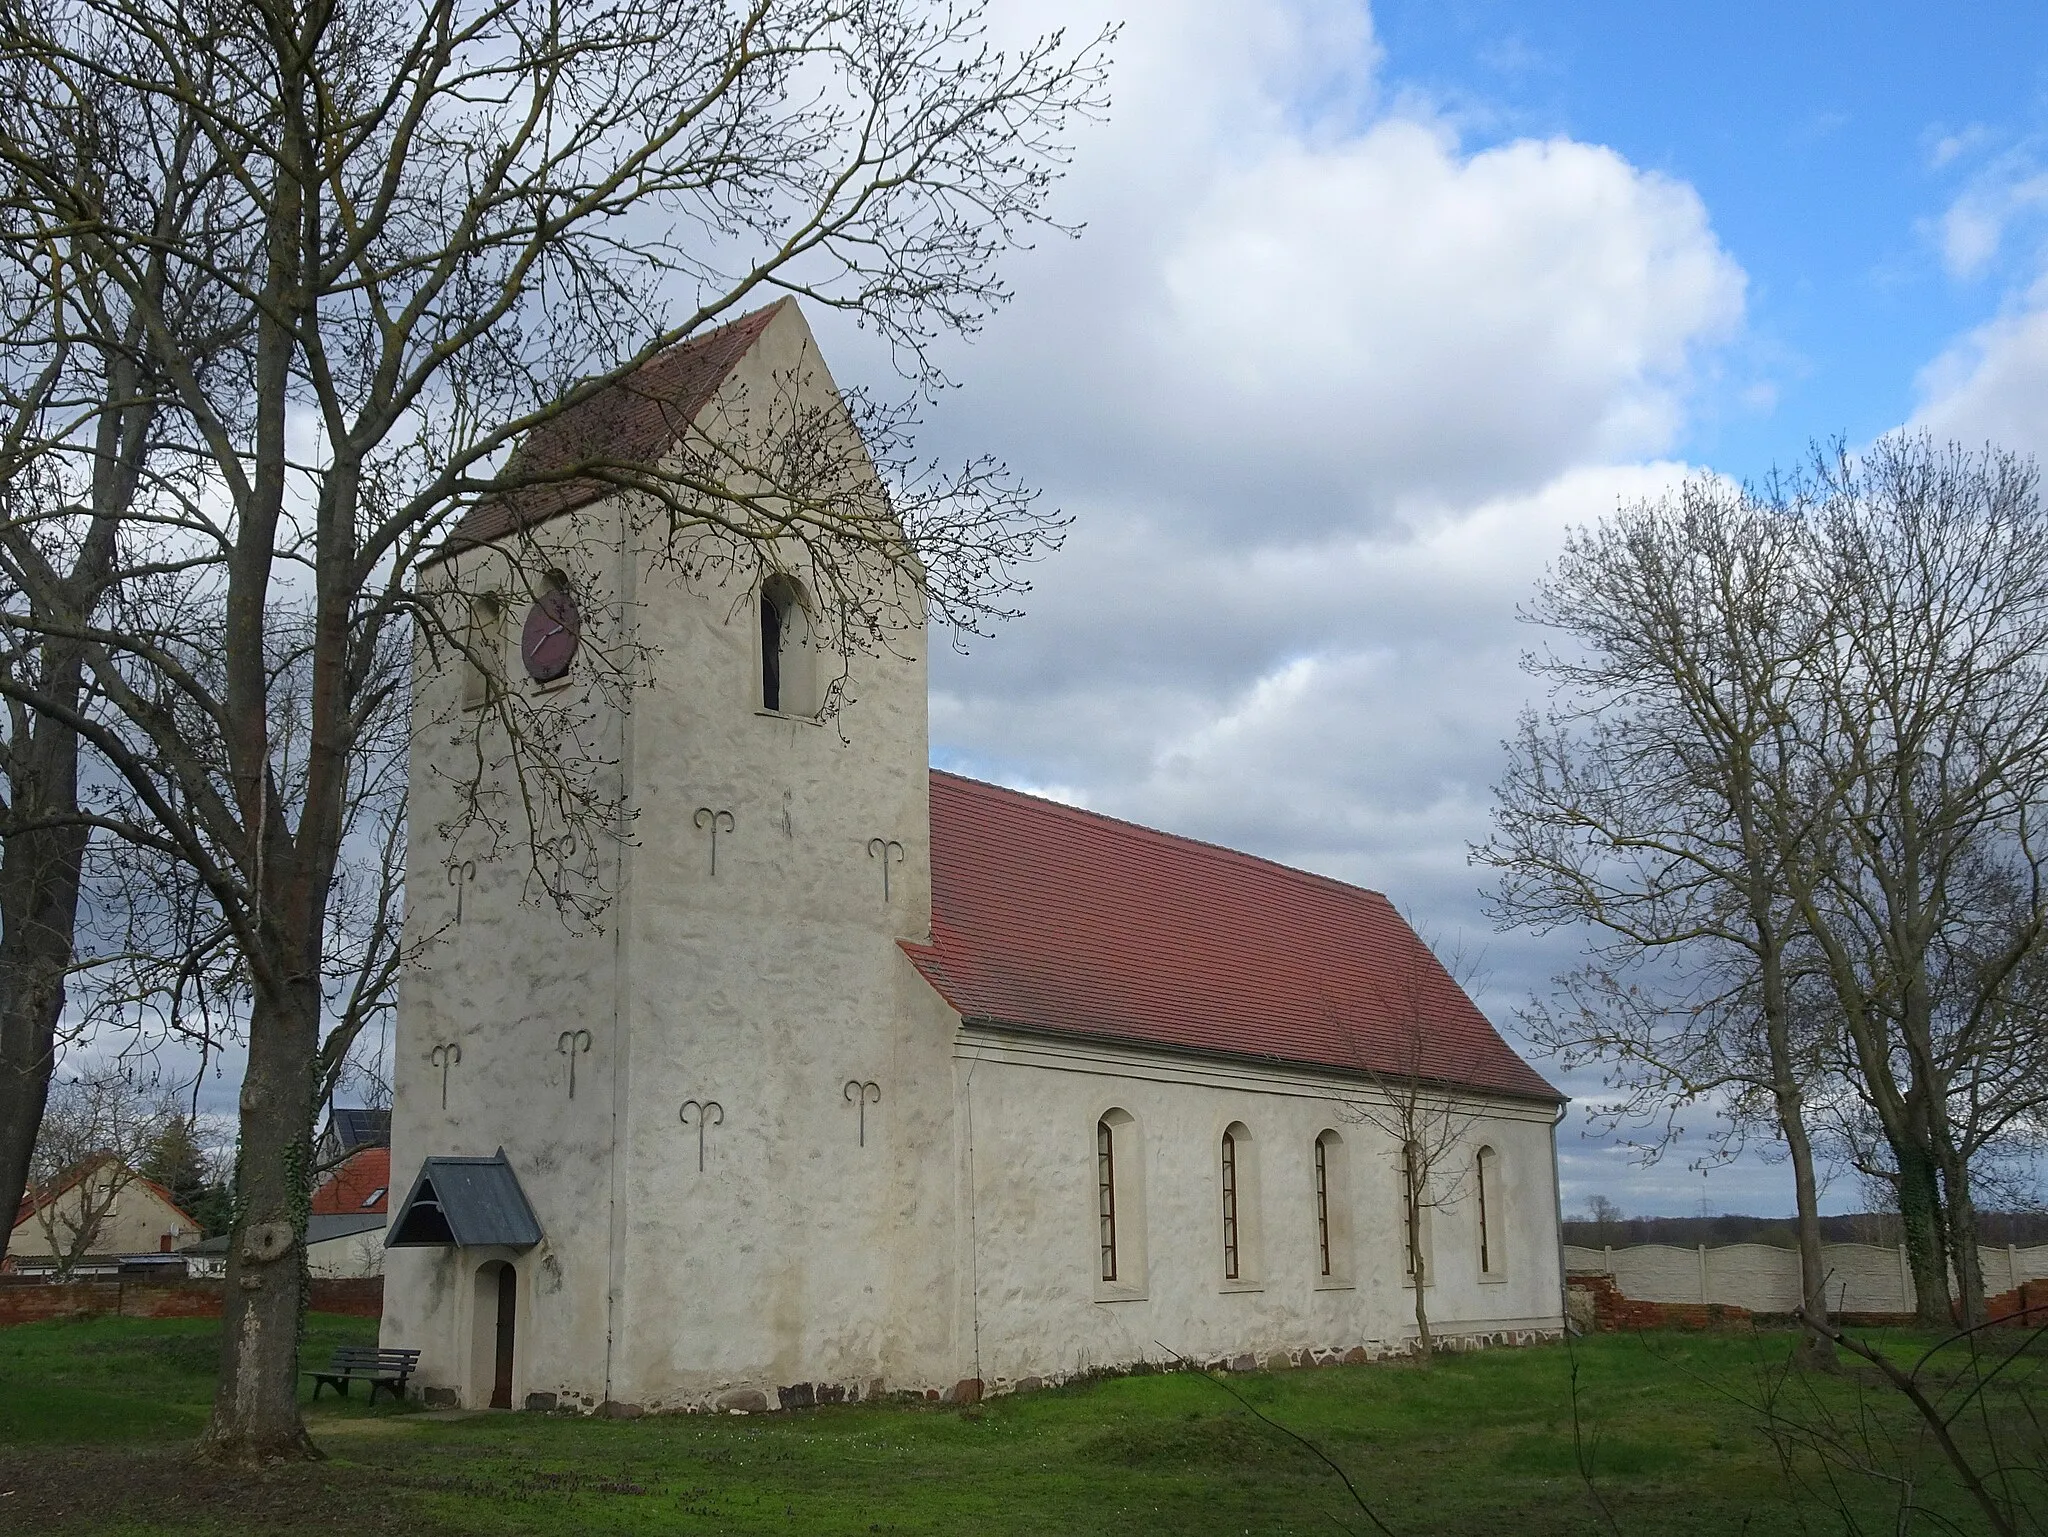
[1097,1116,1121,1281]
[1313,1130,1353,1285]
[1399,1140,1432,1284]
[1220,1127,1240,1279]
[1476,1145,1504,1278]
[1093,1109,1145,1296]
[1216,1120,1263,1287]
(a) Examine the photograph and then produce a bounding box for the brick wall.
[0,1275,381,1325]
[1984,1278,2048,1328]
[1567,1273,1755,1331]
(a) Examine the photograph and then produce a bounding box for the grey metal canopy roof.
[386,1150,542,1249]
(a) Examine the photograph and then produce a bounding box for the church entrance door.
[491,1264,516,1409]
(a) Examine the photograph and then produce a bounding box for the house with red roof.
[8,1154,199,1275]
[382,299,1564,1413]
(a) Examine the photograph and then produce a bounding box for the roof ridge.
[434,297,791,559]
[928,769,1394,906]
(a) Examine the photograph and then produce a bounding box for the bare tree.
[21,1062,172,1276]
[0,4,252,1258]
[1779,437,2048,1323]
[0,0,1111,1466]
[1480,478,1841,1358]
[1335,928,1490,1362]
[1485,437,2048,1331]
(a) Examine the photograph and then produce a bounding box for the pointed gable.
[387,1150,542,1249]
[905,771,1560,1102]
[440,299,788,556]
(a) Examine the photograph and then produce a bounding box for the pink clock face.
[520,588,579,682]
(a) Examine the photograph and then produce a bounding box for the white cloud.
[1914,274,2048,462]
[1140,124,1742,520]
[1928,147,2048,281]
[828,0,1752,1213]
[1924,122,1991,172]
[889,1,1743,542]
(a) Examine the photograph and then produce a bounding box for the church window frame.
[1314,1135,1330,1275]
[1097,1118,1118,1282]
[460,593,506,711]
[1476,1145,1506,1280]
[757,572,820,719]
[1091,1107,1146,1300]
[1312,1129,1354,1289]
[1221,1130,1239,1280]
[1216,1119,1262,1290]
[1399,1140,1434,1289]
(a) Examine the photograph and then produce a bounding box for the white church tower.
[384,299,967,1412]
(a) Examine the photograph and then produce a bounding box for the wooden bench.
[309,1345,421,1404]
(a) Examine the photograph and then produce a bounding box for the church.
[380,298,1566,1413]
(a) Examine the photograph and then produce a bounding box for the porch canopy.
[386,1150,541,1249]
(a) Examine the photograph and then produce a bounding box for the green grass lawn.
[0,1313,2036,1535]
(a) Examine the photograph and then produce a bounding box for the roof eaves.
[955,1013,1569,1107]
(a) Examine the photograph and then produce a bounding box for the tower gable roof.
[439,299,788,557]
[906,771,1560,1103]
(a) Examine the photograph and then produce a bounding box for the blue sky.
[1373,0,2048,481]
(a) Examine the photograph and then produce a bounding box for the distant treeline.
[1563,1211,2048,1252]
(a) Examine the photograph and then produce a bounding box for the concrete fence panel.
[1607,1244,1711,1305]
[1703,1243,1803,1313]
[1567,1240,2048,1316]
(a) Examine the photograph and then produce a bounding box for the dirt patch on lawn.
[0,1443,449,1534]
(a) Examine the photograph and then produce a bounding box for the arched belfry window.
[461,595,506,710]
[760,579,790,711]
[758,573,818,715]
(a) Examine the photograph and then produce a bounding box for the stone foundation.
[502,1326,1564,1417]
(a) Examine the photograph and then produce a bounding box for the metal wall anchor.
[429,1041,461,1108]
[679,1098,725,1172]
[844,1079,882,1146]
[866,838,905,901]
[557,1028,592,1098]
[694,808,735,876]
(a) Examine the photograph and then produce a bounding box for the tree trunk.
[1895,1134,1953,1326]
[0,809,92,1261]
[1753,920,1835,1367]
[1777,1086,1837,1367]
[1410,1201,1433,1364]
[198,981,321,1465]
[1936,1135,1986,1326]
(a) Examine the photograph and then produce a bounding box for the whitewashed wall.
[1565,1242,2048,1313]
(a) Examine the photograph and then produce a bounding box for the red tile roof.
[907,772,1560,1103]
[439,300,788,557]
[311,1146,391,1216]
